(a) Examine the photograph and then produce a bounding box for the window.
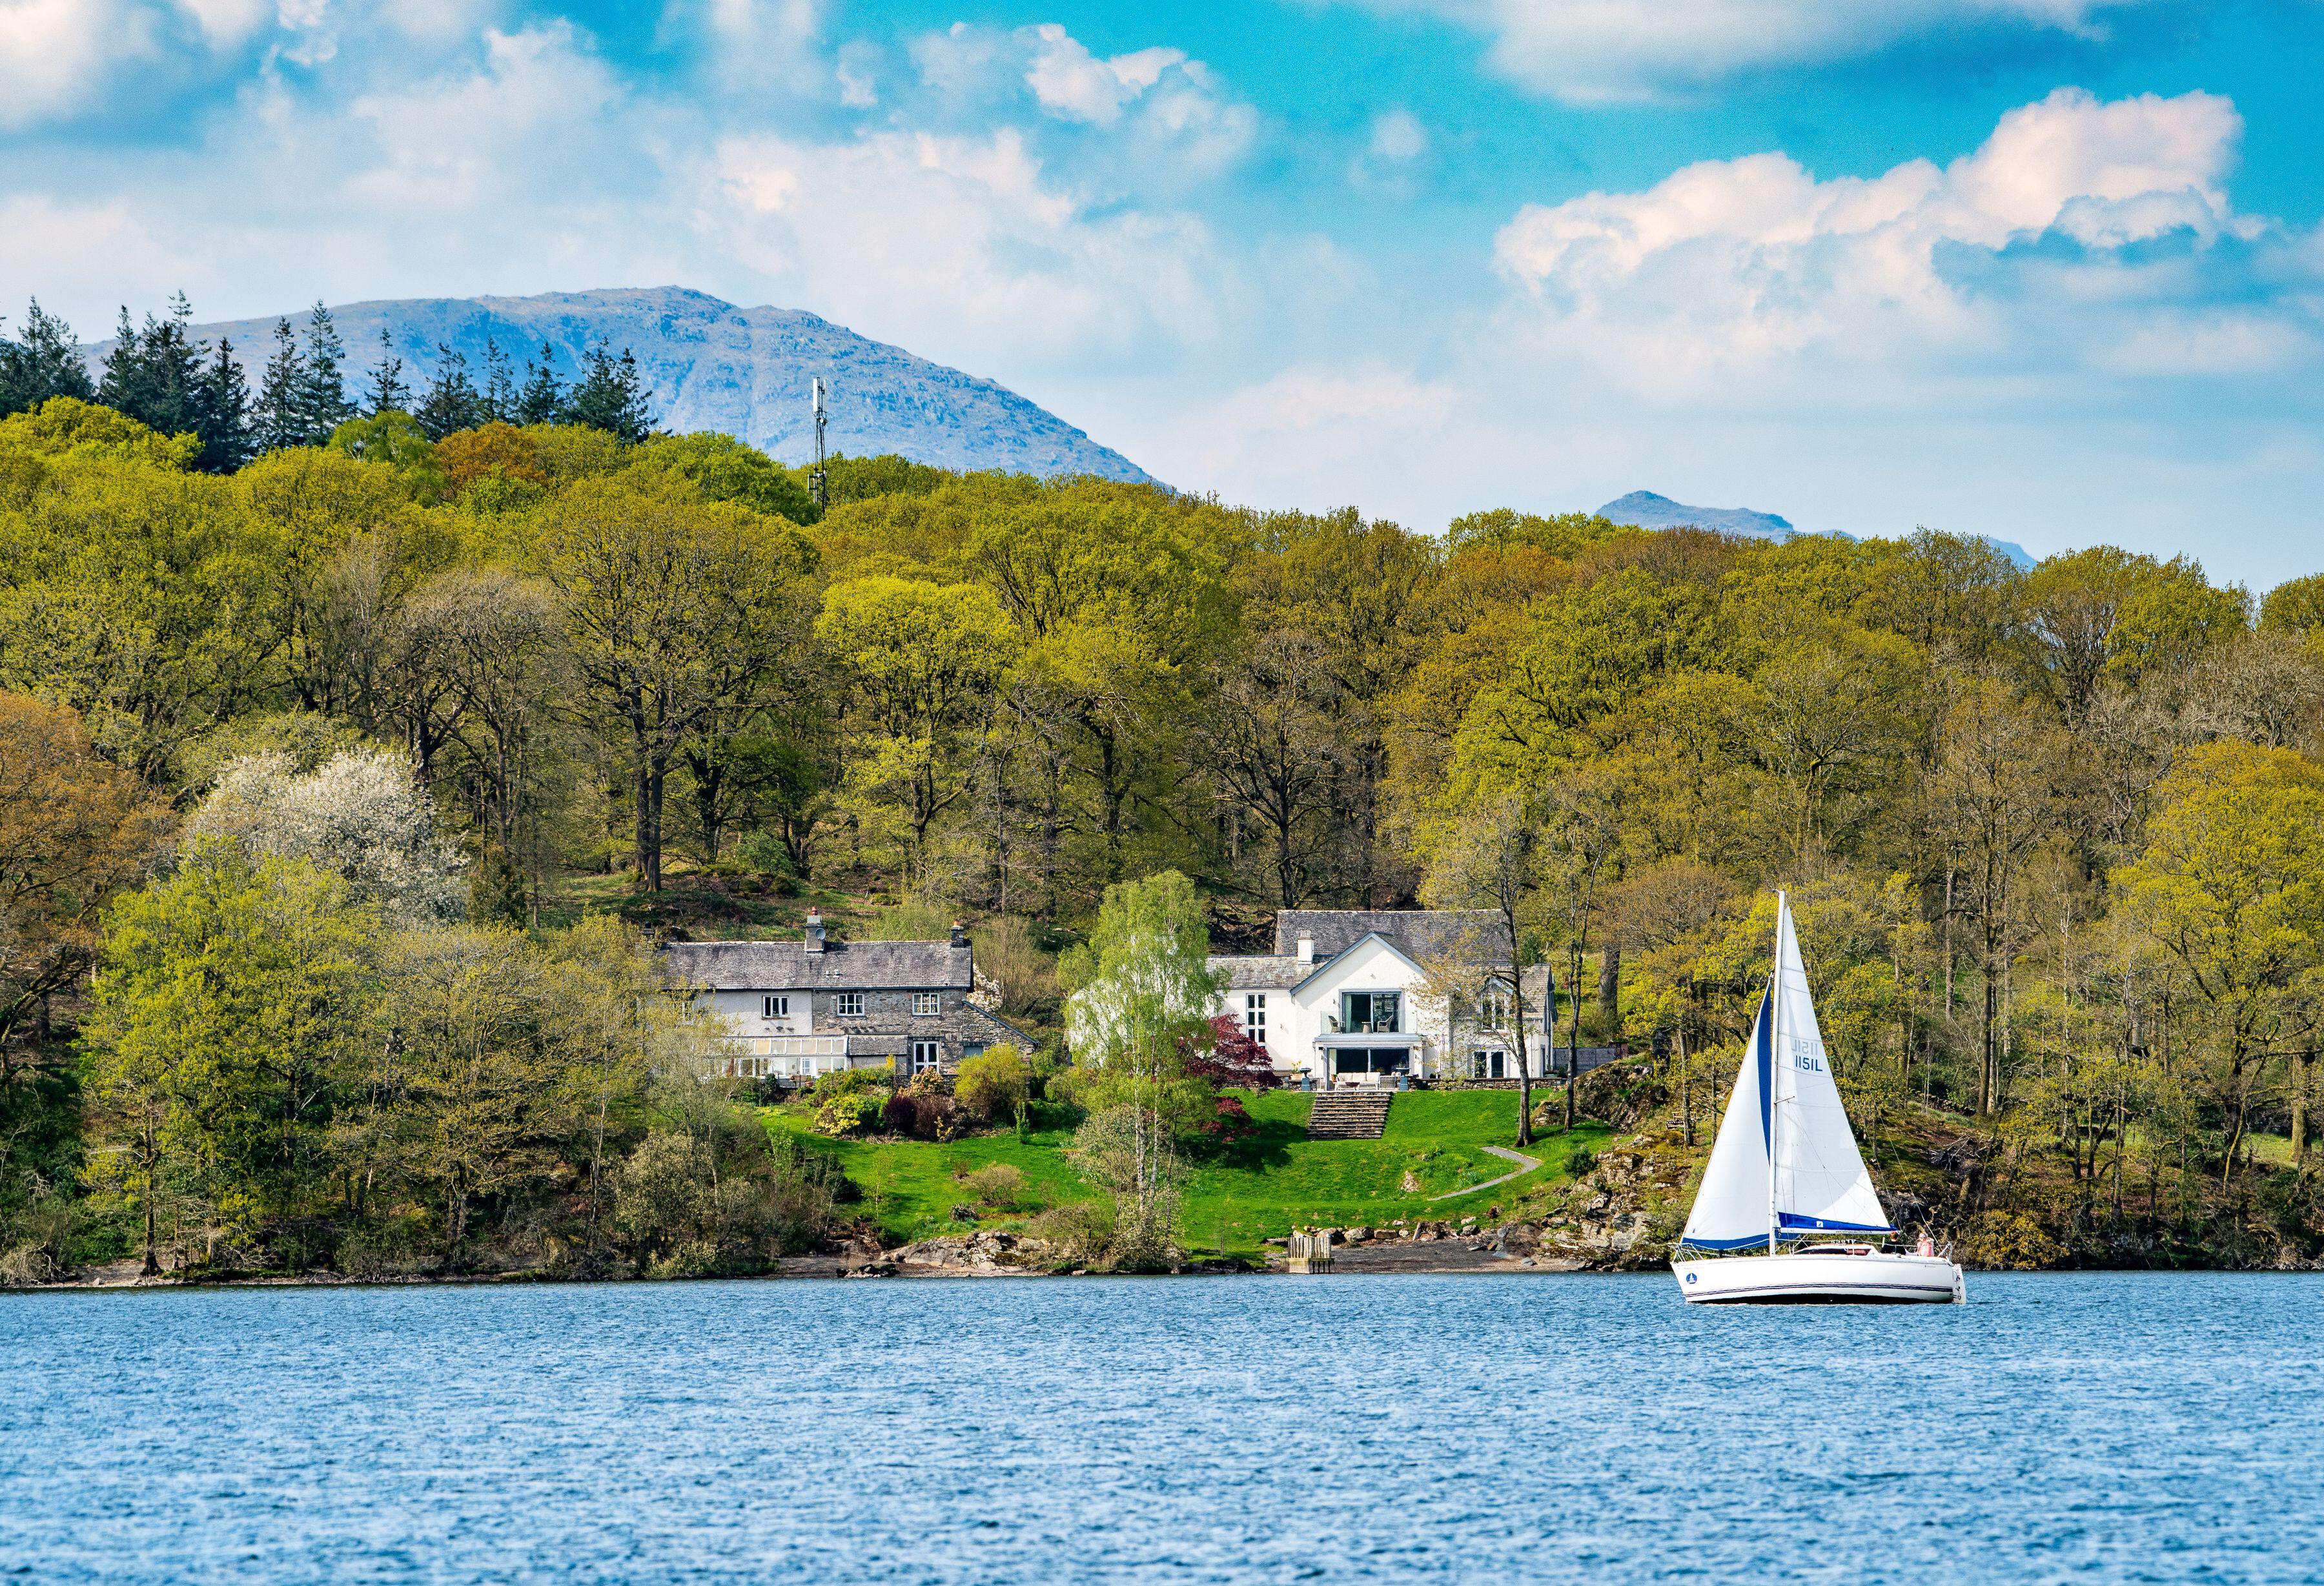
[834,992,864,1017]
[913,991,941,1016]
[1243,993,1268,1046]
[911,1040,942,1074]
[762,994,790,1020]
[1480,984,1511,1029]
[1332,1047,1411,1075]
[1340,991,1400,1035]
[1472,1049,1505,1080]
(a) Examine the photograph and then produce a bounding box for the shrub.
[1192,1094,1255,1146]
[962,1163,1029,1209]
[955,1048,1030,1124]
[1564,1146,1598,1179]
[1028,1201,1113,1263]
[812,1090,882,1138]
[766,1131,857,1204]
[1183,1015,1278,1090]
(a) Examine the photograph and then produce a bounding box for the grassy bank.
[763,1089,1613,1261]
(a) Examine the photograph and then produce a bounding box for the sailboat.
[1671,892,1966,1305]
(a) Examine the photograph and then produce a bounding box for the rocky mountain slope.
[163,286,1154,483]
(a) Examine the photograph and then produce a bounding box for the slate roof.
[1208,955,1313,991]
[662,939,972,991]
[1272,910,1514,965]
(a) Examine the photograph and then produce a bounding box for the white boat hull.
[1672,1250,1965,1305]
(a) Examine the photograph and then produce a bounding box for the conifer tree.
[365,328,409,417]
[189,338,254,473]
[415,345,482,440]
[292,303,354,443]
[564,342,653,443]
[98,294,203,440]
[480,338,516,424]
[256,318,306,452]
[0,299,95,416]
[517,341,565,425]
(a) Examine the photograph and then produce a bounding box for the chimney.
[1296,934,1314,962]
[950,919,967,948]
[804,912,825,954]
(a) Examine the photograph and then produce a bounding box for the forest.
[3,292,2322,1281]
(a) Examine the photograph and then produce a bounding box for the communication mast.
[809,376,828,509]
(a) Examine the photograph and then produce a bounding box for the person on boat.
[1915,1230,1937,1258]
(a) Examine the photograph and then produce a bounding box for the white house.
[1208,910,1558,1088]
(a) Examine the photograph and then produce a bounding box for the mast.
[1768,890,1785,1256]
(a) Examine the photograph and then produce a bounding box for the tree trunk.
[2294,1050,2312,1164]
[1598,943,1620,1037]
[1565,946,1582,1131]
[140,1121,159,1278]
[1678,1007,1693,1148]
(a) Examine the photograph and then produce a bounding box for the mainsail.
[1678,893,1893,1252]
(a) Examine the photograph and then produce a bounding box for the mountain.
[1598,490,2035,569]
[138,287,1154,483]
[1599,490,1797,541]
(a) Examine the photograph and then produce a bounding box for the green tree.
[536,475,818,890]
[633,432,817,524]
[0,300,95,417]
[2117,741,2324,1182]
[564,343,653,443]
[83,851,380,1272]
[1060,870,1219,1263]
[817,575,1017,884]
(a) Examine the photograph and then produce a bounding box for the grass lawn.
[764,1088,1612,1261]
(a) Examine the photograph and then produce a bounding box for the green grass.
[764,1089,1611,1260]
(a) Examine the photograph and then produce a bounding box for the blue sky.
[4,0,2322,584]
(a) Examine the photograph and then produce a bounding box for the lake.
[3,1273,2320,1583]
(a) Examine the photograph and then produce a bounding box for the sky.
[4,0,2323,586]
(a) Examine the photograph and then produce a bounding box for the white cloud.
[0,0,159,128]
[1023,22,1182,125]
[1155,363,1458,497]
[1335,0,2166,101]
[1369,108,1428,163]
[708,126,1231,367]
[1490,88,2265,387]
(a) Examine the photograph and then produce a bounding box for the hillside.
[1601,489,2035,568]
[149,286,1156,483]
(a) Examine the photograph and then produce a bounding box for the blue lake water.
[3,1272,2321,1583]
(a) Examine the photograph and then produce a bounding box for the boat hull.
[1672,1251,1964,1305]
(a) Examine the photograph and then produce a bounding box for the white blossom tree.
[183,747,466,922]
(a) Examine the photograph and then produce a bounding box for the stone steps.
[1307,1091,1392,1141]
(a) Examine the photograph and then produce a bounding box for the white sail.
[1767,897,1893,1237]
[1678,986,1774,1250]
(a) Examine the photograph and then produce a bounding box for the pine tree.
[189,338,253,473]
[517,341,564,425]
[564,341,653,443]
[97,294,203,440]
[292,303,354,443]
[480,338,516,424]
[0,299,95,416]
[365,328,409,417]
[256,318,305,453]
[415,345,482,440]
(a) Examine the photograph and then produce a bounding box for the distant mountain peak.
[1599,489,2035,569]
[1599,491,1797,540]
[148,287,1156,485]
